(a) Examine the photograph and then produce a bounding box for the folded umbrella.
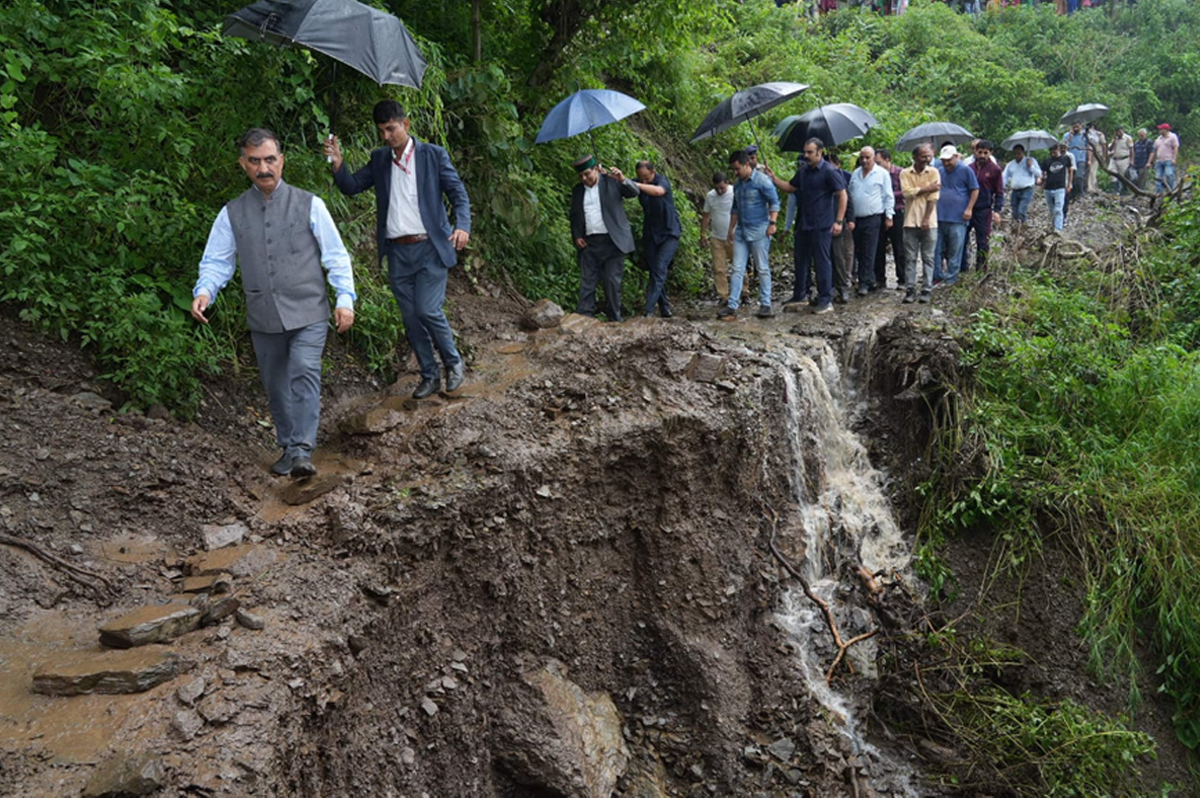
[774,103,879,151]
[690,82,810,144]
[1000,130,1060,152]
[895,121,974,153]
[1059,103,1109,127]
[223,0,426,88]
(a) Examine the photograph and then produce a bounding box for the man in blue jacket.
[324,100,471,400]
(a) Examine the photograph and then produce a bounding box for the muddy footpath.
[0,190,1192,797]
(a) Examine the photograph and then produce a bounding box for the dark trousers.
[960,209,994,272]
[875,208,905,286]
[387,239,461,380]
[578,234,624,322]
[642,235,679,315]
[852,214,883,288]
[791,228,834,305]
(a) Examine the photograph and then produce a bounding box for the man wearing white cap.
[931,144,978,287]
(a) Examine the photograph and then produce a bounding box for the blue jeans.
[251,320,328,457]
[642,235,679,315]
[933,221,967,285]
[729,227,772,311]
[1156,161,1176,194]
[387,239,461,380]
[1010,187,1034,222]
[1045,188,1065,231]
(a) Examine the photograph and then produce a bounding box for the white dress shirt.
[582,182,607,235]
[386,138,427,238]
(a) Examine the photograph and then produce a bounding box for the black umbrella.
[773,103,880,151]
[689,82,811,145]
[1059,103,1109,127]
[895,122,974,153]
[223,0,427,88]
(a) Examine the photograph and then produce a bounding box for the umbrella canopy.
[690,82,810,144]
[1000,130,1060,152]
[223,0,426,88]
[534,89,646,145]
[1059,103,1109,127]
[774,103,880,151]
[895,122,974,153]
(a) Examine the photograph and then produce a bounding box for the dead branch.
[0,533,116,606]
[761,502,878,683]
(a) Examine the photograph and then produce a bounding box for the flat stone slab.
[99,603,202,648]
[33,646,190,695]
[187,543,279,577]
[83,752,164,797]
[201,522,247,551]
[559,313,601,334]
[339,405,404,435]
[277,473,349,506]
[685,352,727,383]
[180,573,232,594]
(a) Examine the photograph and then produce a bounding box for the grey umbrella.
[773,103,880,151]
[1059,103,1109,127]
[895,122,974,153]
[690,82,811,144]
[223,0,426,88]
[1000,130,1060,152]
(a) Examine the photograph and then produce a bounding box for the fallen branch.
[761,502,877,683]
[0,533,117,606]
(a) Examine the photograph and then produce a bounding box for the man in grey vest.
[192,128,356,478]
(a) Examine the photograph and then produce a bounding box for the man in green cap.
[568,156,640,321]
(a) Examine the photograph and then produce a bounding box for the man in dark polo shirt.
[765,137,847,315]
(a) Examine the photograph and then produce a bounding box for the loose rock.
[171,709,204,741]
[277,473,349,506]
[522,299,566,330]
[200,596,240,627]
[177,676,206,706]
[202,522,247,551]
[98,603,202,648]
[187,543,278,578]
[82,752,164,797]
[33,647,190,696]
[180,573,232,594]
[684,352,727,383]
[235,608,265,630]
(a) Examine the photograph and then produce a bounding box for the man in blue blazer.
[324,100,471,399]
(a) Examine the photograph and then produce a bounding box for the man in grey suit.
[324,100,471,399]
[193,128,356,478]
[568,155,639,322]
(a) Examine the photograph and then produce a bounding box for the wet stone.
[768,737,796,762]
[235,608,265,630]
[399,747,417,766]
[33,647,190,696]
[82,752,164,798]
[277,473,348,506]
[197,693,239,725]
[339,406,404,435]
[201,596,240,627]
[187,543,278,578]
[685,352,727,383]
[202,522,247,551]
[180,573,232,594]
[522,298,566,330]
[70,391,112,412]
[421,697,439,716]
[177,676,206,706]
[559,313,601,335]
[172,708,204,741]
[99,603,202,648]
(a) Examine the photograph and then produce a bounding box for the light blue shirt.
[847,166,895,219]
[1003,157,1042,190]
[195,194,356,310]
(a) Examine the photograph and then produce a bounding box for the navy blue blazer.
[333,137,471,268]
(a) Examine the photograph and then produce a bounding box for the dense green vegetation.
[4,0,1199,410]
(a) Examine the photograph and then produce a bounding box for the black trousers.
[578,233,624,322]
[875,207,905,286]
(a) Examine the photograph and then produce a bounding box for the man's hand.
[992,211,1002,226]
[885,217,893,230]
[450,229,470,251]
[575,237,588,249]
[607,167,625,182]
[832,221,843,236]
[190,294,211,324]
[323,135,343,172]
[921,217,934,231]
[847,221,855,233]
[335,307,355,334]
[962,208,973,221]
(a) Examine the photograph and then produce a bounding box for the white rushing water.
[770,328,917,796]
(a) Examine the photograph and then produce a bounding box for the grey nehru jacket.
[225,180,329,334]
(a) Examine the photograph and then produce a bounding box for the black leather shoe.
[270,452,294,476]
[660,307,673,318]
[413,375,441,399]
[290,455,316,479]
[445,362,465,393]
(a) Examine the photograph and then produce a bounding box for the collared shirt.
[386,138,426,238]
[582,181,607,235]
[731,169,780,231]
[1133,138,1154,168]
[1154,134,1179,163]
[888,164,905,212]
[703,188,734,241]
[1063,131,1089,166]
[196,192,355,310]
[935,161,979,223]
[847,165,895,220]
[787,159,845,231]
[900,167,940,228]
[970,159,1005,213]
[1003,157,1042,190]
[1110,133,1134,161]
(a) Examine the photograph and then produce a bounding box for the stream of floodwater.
[771,324,918,796]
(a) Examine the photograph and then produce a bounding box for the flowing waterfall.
[771,328,917,796]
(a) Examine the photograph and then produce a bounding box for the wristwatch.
[836,219,846,224]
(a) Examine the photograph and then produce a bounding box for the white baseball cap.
[938,144,959,160]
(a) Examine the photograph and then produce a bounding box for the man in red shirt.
[961,139,1004,273]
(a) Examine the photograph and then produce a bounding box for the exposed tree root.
[0,532,116,606]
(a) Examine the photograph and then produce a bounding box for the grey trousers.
[903,227,937,291]
[251,320,327,456]
[387,239,462,380]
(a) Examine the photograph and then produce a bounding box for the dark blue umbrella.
[535,89,647,158]
[773,103,879,151]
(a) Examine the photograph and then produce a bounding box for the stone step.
[98,603,202,648]
[33,646,191,696]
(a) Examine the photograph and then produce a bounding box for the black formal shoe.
[270,452,294,476]
[290,455,316,479]
[660,307,674,318]
[413,375,441,399]
[445,362,465,393]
